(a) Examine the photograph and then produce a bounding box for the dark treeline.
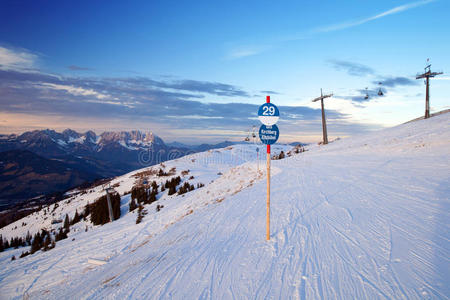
[1,207,87,257]
[177,182,195,195]
[3,175,205,258]
[165,176,181,196]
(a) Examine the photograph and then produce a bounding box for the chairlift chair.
[364,87,369,100]
[244,130,250,142]
[377,82,384,96]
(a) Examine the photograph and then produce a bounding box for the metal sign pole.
[257,149,259,173]
[266,96,271,240]
[266,143,271,240]
[258,95,279,241]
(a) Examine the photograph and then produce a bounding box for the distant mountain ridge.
[166,141,235,152]
[0,129,239,209]
[0,129,176,209]
[1,129,165,153]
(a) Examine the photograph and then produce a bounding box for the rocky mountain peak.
[83,130,97,143]
[99,130,164,146]
[62,129,80,140]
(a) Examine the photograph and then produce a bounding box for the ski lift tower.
[105,187,115,222]
[312,88,333,145]
[416,59,443,119]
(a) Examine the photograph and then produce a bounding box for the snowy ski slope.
[0,113,449,299]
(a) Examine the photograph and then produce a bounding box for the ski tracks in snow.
[1,115,449,299]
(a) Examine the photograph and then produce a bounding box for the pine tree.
[168,185,176,195]
[0,235,3,252]
[55,228,68,241]
[10,236,24,249]
[63,214,70,231]
[158,168,168,176]
[151,181,158,192]
[129,198,137,212]
[71,209,81,225]
[136,204,144,224]
[26,231,32,246]
[30,232,42,254]
[148,191,157,204]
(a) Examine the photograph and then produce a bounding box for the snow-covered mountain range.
[0,129,238,209]
[1,129,165,159]
[0,129,168,177]
[0,113,448,299]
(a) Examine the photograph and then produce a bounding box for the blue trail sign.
[258,103,280,126]
[259,124,279,145]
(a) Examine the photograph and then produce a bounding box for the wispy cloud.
[38,83,110,100]
[328,60,374,77]
[0,66,347,139]
[374,76,418,87]
[156,79,250,97]
[227,0,436,59]
[314,0,435,33]
[260,90,280,95]
[67,65,93,71]
[0,45,381,141]
[0,46,38,71]
[226,45,270,60]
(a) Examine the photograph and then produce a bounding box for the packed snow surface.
[1,113,449,299]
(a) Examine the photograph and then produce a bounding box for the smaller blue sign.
[259,124,280,145]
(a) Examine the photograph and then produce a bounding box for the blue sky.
[0,0,449,143]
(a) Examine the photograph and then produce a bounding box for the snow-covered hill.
[0,113,449,299]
